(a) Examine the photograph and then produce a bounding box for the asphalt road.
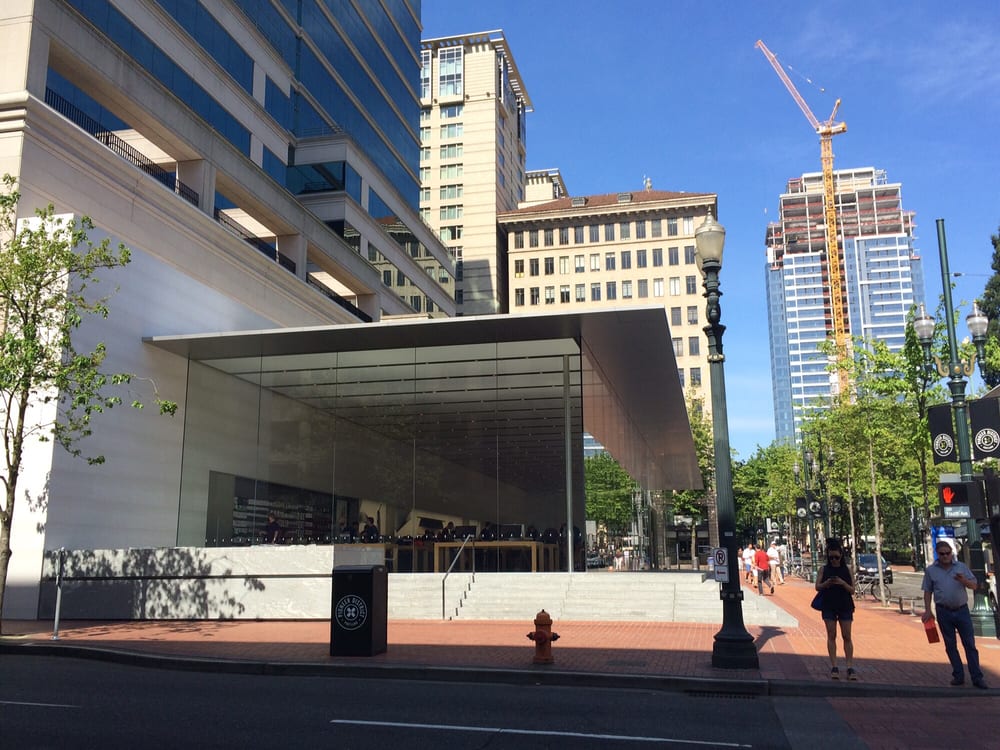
[0,655,864,749]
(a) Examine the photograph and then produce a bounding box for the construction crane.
[755,39,849,395]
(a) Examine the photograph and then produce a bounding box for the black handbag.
[810,591,824,611]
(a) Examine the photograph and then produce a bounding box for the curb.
[3,639,995,698]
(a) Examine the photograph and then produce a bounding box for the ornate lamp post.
[792,454,819,582]
[696,213,759,669]
[913,218,994,637]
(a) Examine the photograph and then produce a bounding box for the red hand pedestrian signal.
[942,486,956,504]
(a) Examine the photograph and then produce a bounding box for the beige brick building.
[419,31,532,315]
[498,188,718,403]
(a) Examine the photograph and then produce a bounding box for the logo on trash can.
[335,594,368,630]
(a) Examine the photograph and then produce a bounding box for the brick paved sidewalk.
[3,575,999,690]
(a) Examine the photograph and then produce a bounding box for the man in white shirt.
[768,541,784,585]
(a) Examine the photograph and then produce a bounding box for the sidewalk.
[4,575,1000,747]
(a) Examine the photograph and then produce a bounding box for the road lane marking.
[0,700,80,708]
[329,719,752,747]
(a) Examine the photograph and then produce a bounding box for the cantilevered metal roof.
[146,308,701,493]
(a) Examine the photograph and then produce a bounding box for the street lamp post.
[913,218,994,637]
[793,457,819,582]
[696,213,759,669]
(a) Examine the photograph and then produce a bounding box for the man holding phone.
[921,541,988,689]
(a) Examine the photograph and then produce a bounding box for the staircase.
[387,571,797,626]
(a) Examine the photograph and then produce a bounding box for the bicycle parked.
[854,572,892,601]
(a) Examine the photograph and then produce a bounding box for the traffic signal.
[938,480,986,518]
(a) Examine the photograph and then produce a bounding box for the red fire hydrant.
[526,609,560,664]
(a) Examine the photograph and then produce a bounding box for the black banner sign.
[928,403,956,465]
[970,397,1000,460]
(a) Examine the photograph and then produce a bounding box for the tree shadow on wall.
[38,547,265,620]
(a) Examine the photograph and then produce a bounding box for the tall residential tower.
[765,167,924,442]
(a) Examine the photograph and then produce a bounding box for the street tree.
[0,175,175,626]
[584,452,635,539]
[976,223,1000,387]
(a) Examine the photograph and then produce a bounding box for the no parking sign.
[713,548,729,582]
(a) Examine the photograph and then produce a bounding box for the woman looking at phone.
[815,537,856,680]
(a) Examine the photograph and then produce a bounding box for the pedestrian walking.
[755,544,773,595]
[742,544,755,583]
[921,541,989,689]
[815,537,856,680]
[768,540,784,585]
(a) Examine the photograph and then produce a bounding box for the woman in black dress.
[815,537,856,680]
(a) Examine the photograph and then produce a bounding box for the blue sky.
[421,1,1000,458]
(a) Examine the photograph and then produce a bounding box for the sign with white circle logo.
[335,594,368,631]
[975,427,1000,456]
[933,433,955,458]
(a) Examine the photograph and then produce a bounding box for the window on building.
[671,307,682,325]
[440,184,463,199]
[606,281,617,300]
[420,187,430,201]
[683,216,694,234]
[440,143,463,159]
[672,338,683,356]
[652,218,662,238]
[590,253,600,271]
[684,245,696,264]
[690,367,702,387]
[514,288,525,306]
[410,296,422,312]
[621,250,632,269]
[382,270,392,286]
[622,280,632,298]
[638,279,649,298]
[589,225,600,243]
[686,275,697,294]
[575,255,585,273]
[420,167,430,182]
[545,286,555,304]
[668,247,679,265]
[688,337,700,356]
[420,147,430,162]
[514,259,524,277]
[420,49,431,99]
[574,226,585,244]
[559,227,569,245]
[441,104,464,118]
[440,164,463,179]
[677,368,685,388]
[439,205,463,220]
[620,222,630,240]
[440,123,463,139]
[637,249,647,268]
[559,256,569,274]
[514,232,524,249]
[420,126,431,141]
[544,229,554,247]
[529,258,539,276]
[667,217,678,236]
[654,278,665,297]
[560,285,570,303]
[529,230,539,248]
[687,305,698,324]
[604,223,615,241]
[575,283,586,302]
[605,252,616,271]
[439,226,462,241]
[544,257,555,275]
[591,283,601,301]
[438,47,463,96]
[652,248,663,267]
[530,287,539,305]
[668,277,680,295]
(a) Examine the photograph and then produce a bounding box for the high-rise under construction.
[765,167,925,442]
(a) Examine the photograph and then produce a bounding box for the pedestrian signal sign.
[938,480,985,519]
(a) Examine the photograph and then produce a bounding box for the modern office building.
[419,30,531,316]
[1,3,700,618]
[498,186,718,405]
[765,167,924,442]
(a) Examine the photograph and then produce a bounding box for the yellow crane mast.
[755,40,850,395]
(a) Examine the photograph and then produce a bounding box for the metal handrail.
[441,534,475,620]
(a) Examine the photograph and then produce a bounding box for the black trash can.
[330,564,387,656]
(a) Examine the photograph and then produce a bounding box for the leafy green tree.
[977,224,1000,387]
[584,452,635,537]
[0,175,175,626]
[672,395,714,521]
